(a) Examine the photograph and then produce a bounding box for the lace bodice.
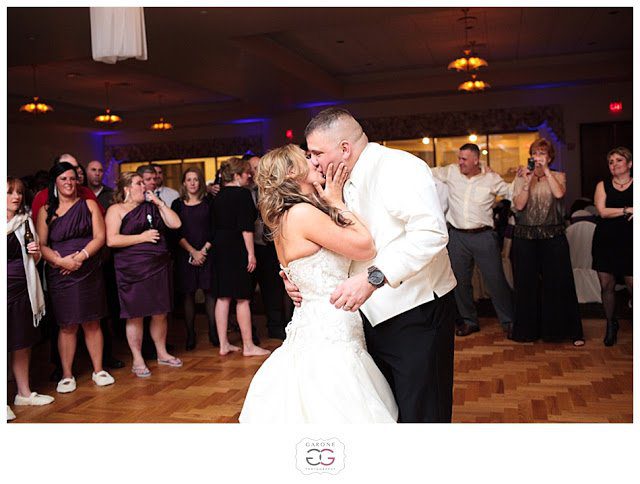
[280,248,366,350]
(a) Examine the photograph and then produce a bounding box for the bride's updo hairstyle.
[256,144,352,240]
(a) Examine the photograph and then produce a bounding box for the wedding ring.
[344,305,352,310]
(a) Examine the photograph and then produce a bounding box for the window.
[382,132,538,181]
[119,155,242,190]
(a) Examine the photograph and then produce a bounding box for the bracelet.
[622,207,628,216]
[81,248,90,260]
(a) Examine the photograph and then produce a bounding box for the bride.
[239,144,398,423]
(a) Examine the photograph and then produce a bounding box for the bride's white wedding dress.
[239,248,398,423]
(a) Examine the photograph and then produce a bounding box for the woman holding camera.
[592,147,633,346]
[510,138,584,345]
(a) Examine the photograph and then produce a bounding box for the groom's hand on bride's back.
[280,270,302,307]
[330,271,376,312]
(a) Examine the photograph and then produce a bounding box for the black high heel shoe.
[603,319,619,346]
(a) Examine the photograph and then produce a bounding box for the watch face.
[369,270,385,286]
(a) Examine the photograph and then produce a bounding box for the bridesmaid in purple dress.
[7,177,54,420]
[36,163,115,394]
[171,167,218,351]
[105,172,183,378]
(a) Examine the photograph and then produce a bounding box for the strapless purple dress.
[46,200,107,325]
[113,202,173,319]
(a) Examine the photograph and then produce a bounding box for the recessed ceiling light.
[200,10,208,15]
[66,72,82,78]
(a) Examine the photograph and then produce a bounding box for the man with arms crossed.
[286,108,458,423]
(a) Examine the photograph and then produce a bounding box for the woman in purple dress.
[171,167,218,351]
[7,177,54,420]
[213,158,270,357]
[36,163,115,394]
[105,172,182,377]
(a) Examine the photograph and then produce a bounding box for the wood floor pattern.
[8,316,632,423]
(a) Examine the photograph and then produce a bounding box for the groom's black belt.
[447,223,493,234]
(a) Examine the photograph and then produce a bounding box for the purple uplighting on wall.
[296,101,341,109]
[228,118,266,125]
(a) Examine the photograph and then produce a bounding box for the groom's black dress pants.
[362,290,456,423]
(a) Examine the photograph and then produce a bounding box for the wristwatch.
[367,266,386,288]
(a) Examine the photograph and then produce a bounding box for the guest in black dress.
[36,163,115,394]
[105,172,183,378]
[510,139,584,346]
[171,167,218,350]
[7,177,54,420]
[592,147,633,346]
[213,158,270,357]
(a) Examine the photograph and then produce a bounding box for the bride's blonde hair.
[256,144,352,240]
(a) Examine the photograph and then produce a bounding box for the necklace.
[534,173,546,182]
[613,177,632,188]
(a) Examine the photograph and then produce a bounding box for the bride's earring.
[53,186,58,198]
[124,190,130,203]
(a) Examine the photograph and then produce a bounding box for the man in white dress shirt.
[289,108,458,423]
[431,144,514,337]
[150,163,180,207]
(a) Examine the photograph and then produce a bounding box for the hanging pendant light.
[458,74,491,92]
[150,94,173,130]
[448,8,490,92]
[19,65,54,114]
[95,81,122,124]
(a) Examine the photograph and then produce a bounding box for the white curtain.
[90,7,148,64]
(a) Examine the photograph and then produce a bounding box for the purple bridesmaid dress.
[7,232,40,351]
[113,202,173,319]
[46,200,107,325]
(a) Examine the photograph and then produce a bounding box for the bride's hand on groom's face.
[330,271,376,312]
[313,162,349,207]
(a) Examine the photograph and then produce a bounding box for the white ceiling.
[7,6,633,131]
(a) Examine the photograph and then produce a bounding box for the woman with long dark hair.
[36,162,115,394]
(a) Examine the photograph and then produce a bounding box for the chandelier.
[95,81,122,124]
[448,8,490,92]
[458,74,491,92]
[19,65,53,114]
[150,94,173,130]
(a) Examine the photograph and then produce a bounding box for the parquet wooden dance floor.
[8,315,632,423]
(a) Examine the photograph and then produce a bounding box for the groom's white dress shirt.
[346,142,457,326]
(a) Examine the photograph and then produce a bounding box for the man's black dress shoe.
[455,322,480,337]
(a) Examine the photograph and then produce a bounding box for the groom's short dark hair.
[304,107,354,138]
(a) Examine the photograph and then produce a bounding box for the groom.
[285,108,458,423]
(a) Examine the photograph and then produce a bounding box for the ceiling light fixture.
[94,81,122,124]
[19,65,54,114]
[150,94,173,130]
[449,8,490,92]
[458,74,491,92]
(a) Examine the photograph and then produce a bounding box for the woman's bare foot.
[220,343,241,356]
[243,346,271,357]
